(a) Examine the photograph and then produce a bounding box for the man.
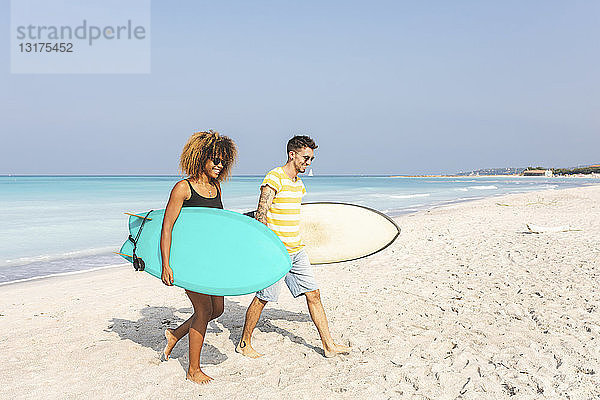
[236,135,351,358]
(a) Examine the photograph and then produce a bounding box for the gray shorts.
[256,249,318,302]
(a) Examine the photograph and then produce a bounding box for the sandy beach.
[1,185,599,399]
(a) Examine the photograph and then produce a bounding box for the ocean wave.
[229,208,254,214]
[467,185,498,190]
[1,246,117,268]
[387,193,431,199]
[521,184,559,191]
[454,188,469,192]
[0,263,128,286]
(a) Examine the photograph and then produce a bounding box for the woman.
[160,130,237,384]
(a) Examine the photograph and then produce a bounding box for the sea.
[1,175,597,285]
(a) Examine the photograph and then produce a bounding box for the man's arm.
[256,185,276,225]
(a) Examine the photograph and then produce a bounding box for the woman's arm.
[160,180,189,286]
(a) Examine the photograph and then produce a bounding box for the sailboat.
[308,168,314,177]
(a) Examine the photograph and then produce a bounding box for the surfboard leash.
[128,210,153,271]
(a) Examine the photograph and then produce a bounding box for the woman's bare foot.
[186,368,213,384]
[324,343,351,358]
[235,340,263,358]
[162,329,178,361]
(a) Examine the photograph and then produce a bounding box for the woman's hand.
[161,264,174,286]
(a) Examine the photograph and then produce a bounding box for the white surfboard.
[300,202,400,264]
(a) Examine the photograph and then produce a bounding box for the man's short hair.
[287,135,318,153]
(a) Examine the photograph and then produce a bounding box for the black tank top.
[182,179,223,209]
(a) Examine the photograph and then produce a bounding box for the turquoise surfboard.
[118,208,291,296]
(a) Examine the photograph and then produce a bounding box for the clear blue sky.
[2,1,599,175]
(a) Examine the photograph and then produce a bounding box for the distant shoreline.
[3,174,599,178]
[389,174,600,178]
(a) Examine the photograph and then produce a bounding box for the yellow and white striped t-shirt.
[261,167,306,254]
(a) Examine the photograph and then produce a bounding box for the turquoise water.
[0,175,597,284]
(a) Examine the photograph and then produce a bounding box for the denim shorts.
[256,249,318,302]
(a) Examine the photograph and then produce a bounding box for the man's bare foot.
[235,340,263,358]
[162,329,178,361]
[324,343,352,358]
[186,369,213,384]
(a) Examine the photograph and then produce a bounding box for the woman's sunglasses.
[211,157,227,167]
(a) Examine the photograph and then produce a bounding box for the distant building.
[523,169,547,176]
[545,170,553,177]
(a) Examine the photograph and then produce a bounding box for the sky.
[1,0,599,175]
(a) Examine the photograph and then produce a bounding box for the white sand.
[1,185,599,399]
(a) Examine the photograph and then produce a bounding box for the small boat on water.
[308,169,314,176]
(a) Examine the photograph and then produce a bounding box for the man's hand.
[256,185,276,225]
